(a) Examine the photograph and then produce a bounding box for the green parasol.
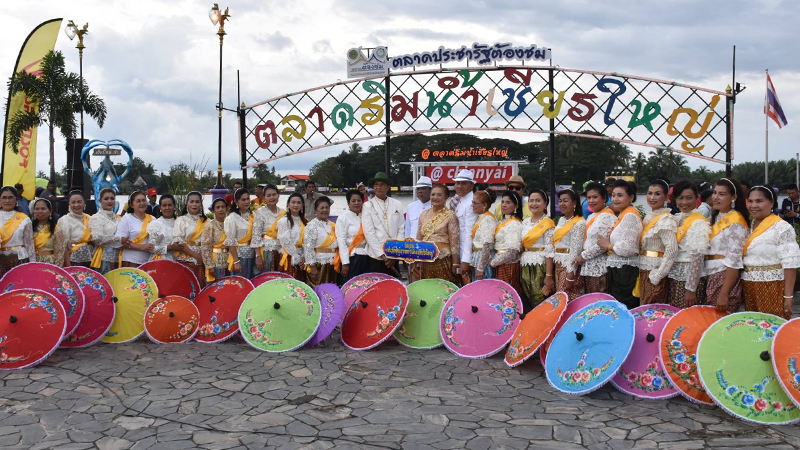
[394,278,457,349]
[238,279,321,352]
[697,312,800,425]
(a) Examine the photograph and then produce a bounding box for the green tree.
[5,50,107,179]
[253,164,281,185]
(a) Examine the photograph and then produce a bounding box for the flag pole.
[765,68,769,184]
[796,152,799,190]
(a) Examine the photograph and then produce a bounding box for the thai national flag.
[765,74,789,129]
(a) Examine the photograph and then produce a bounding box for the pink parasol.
[306,283,344,347]
[252,271,292,287]
[440,279,522,359]
[139,260,200,300]
[611,304,681,399]
[340,273,393,322]
[61,267,115,348]
[540,292,614,367]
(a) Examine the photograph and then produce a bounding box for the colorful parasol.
[252,271,292,287]
[540,292,615,367]
[0,289,66,370]
[61,267,116,349]
[102,268,158,343]
[611,304,681,399]
[194,276,254,343]
[0,262,84,336]
[139,260,200,300]
[659,306,727,405]
[545,300,635,395]
[306,283,345,347]
[439,279,522,359]
[394,279,457,349]
[144,295,200,344]
[340,273,393,322]
[697,312,800,425]
[505,292,568,367]
[773,318,800,408]
[341,279,408,351]
[238,279,321,352]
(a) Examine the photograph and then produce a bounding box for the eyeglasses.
[507,185,523,191]
[0,196,17,201]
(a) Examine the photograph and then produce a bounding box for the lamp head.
[65,21,77,40]
[209,4,220,25]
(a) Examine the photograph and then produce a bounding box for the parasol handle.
[159,294,166,299]
[360,301,368,308]
[169,312,175,318]
[420,300,427,307]
[519,312,526,320]
[112,296,118,303]
[575,331,584,341]
[760,351,771,361]
[646,333,655,343]
[471,306,478,313]
[9,315,17,324]
[274,302,281,310]
[209,296,216,303]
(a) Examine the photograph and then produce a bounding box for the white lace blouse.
[704,210,748,277]
[173,214,204,263]
[251,206,284,252]
[639,208,678,285]
[554,217,586,274]
[490,217,522,266]
[607,212,642,269]
[89,210,122,263]
[304,218,338,266]
[56,212,93,263]
[580,212,615,277]
[741,219,800,282]
[520,215,554,267]
[470,213,497,270]
[147,217,175,261]
[335,210,366,266]
[668,211,710,292]
[0,211,35,262]
[277,216,305,266]
[223,211,255,259]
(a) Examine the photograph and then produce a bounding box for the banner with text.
[426,165,512,184]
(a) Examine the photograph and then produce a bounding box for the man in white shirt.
[362,172,404,276]
[449,169,478,285]
[404,176,432,239]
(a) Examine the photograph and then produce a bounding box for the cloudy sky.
[3,0,799,182]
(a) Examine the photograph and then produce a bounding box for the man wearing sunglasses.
[494,175,531,220]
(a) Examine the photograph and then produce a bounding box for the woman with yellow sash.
[519,189,555,311]
[415,184,460,285]
[148,194,182,261]
[575,182,615,294]
[597,180,643,309]
[115,190,155,267]
[252,184,284,275]
[470,190,497,280]
[201,198,229,283]
[667,181,711,308]
[88,188,122,274]
[277,192,307,281]
[489,190,524,296]
[704,178,749,314]
[335,190,368,283]
[173,191,207,285]
[224,188,255,279]
[0,186,35,275]
[554,189,586,300]
[303,196,339,287]
[55,191,94,268]
[742,186,800,319]
[638,179,679,305]
[31,198,57,265]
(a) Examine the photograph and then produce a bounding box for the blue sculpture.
[81,139,134,212]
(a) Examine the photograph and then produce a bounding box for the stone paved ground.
[2,330,800,450]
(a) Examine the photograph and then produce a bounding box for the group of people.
[0,168,797,319]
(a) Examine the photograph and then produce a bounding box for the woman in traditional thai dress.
[554,189,586,300]
[115,190,155,268]
[31,198,57,265]
[704,178,749,314]
[252,184,284,275]
[201,198,229,283]
[148,194,182,262]
[597,180,643,309]
[470,189,497,281]
[304,196,339,287]
[0,186,35,275]
[335,190,367,284]
[519,189,555,311]
[742,186,800,319]
[88,188,122,274]
[667,181,710,308]
[575,182,615,294]
[173,192,206,284]
[55,191,94,268]
[277,192,307,281]
[489,190,524,295]
[638,179,679,305]
[224,188,255,279]
[415,184,460,285]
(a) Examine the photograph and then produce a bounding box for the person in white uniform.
[449,169,478,285]
[361,172,404,277]
[404,176,432,239]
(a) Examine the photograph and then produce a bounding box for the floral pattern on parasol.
[41,268,80,316]
[566,304,619,327]
[243,311,282,346]
[619,355,672,393]
[0,336,25,365]
[196,310,236,339]
[366,297,402,338]
[556,350,615,387]
[441,304,465,347]
[664,328,703,395]
[120,270,155,307]
[717,372,797,417]
[487,286,520,335]
[727,318,781,342]
[20,292,60,323]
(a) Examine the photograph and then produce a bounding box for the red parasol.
[61,267,115,348]
[252,271,291,287]
[0,289,66,370]
[139,259,200,300]
[195,276,254,343]
[341,279,408,351]
[144,295,200,344]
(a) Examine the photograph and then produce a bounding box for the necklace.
[375,198,389,220]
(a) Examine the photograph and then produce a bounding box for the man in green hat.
[362,172,404,276]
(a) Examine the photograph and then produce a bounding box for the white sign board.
[347,46,389,79]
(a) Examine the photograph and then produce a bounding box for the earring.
[731,200,735,209]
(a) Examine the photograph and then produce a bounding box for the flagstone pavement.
[2,328,800,450]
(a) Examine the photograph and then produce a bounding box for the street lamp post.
[65,21,88,140]
[209,4,230,189]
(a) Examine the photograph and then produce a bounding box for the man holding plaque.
[449,169,478,285]
[362,172,404,276]
[405,176,432,281]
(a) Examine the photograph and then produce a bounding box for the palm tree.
[6,50,107,180]
[348,143,362,154]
